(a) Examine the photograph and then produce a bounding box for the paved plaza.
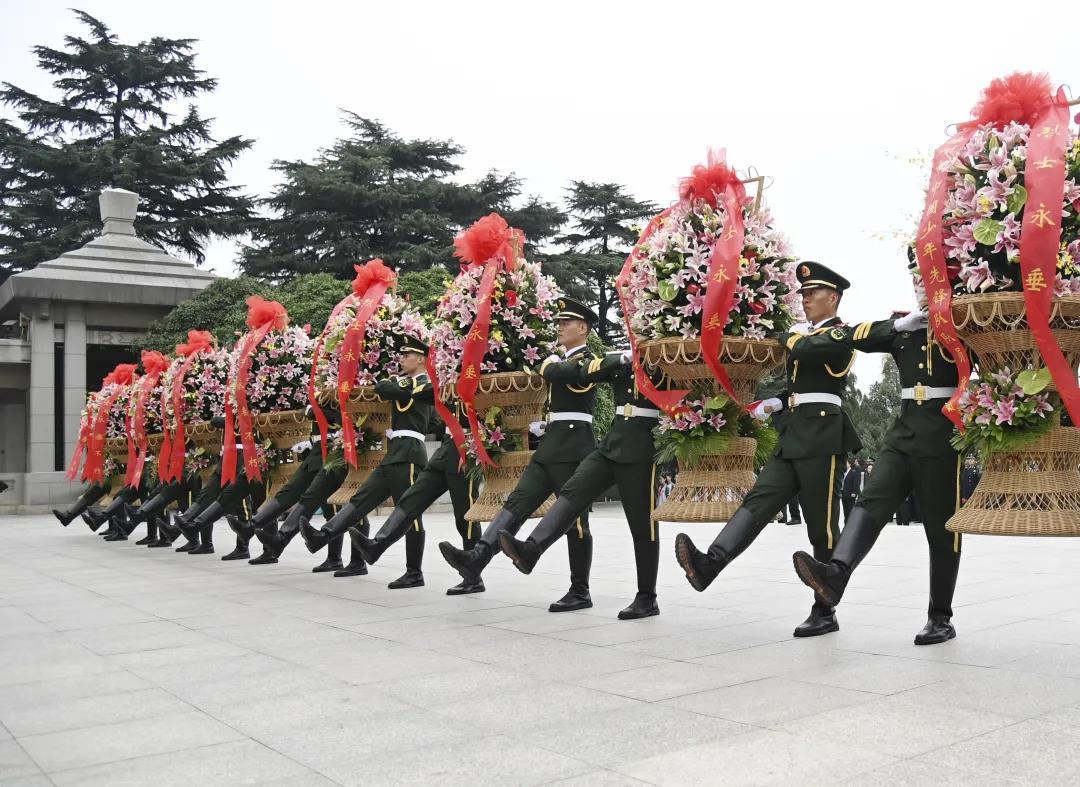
[3,505,1080,785]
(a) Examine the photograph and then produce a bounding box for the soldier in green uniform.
[499,350,667,619]
[675,262,862,637]
[117,475,201,547]
[349,396,484,595]
[52,482,110,528]
[439,297,600,612]
[793,305,963,645]
[300,336,433,589]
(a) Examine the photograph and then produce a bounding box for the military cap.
[400,335,429,356]
[555,296,599,327]
[795,261,851,293]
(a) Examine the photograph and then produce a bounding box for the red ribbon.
[128,351,169,488]
[426,350,468,470]
[167,332,215,480]
[700,186,748,406]
[66,395,96,480]
[157,377,174,482]
[82,364,137,482]
[450,214,525,468]
[336,260,396,468]
[307,293,358,461]
[1018,91,1080,423]
[615,210,691,415]
[222,298,288,485]
[915,134,974,431]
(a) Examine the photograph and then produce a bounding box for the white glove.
[619,349,633,364]
[529,421,547,437]
[751,397,783,420]
[788,322,811,335]
[893,310,928,332]
[544,353,562,366]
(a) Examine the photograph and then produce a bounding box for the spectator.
[960,454,981,506]
[841,457,865,521]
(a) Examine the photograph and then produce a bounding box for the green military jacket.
[575,352,662,465]
[774,316,863,459]
[847,320,958,457]
[374,373,433,466]
[536,344,600,464]
[425,397,469,476]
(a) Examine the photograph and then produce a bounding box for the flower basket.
[651,437,757,523]
[253,408,312,449]
[327,449,390,508]
[104,437,128,462]
[947,293,1080,535]
[345,385,391,437]
[471,371,548,431]
[948,426,1080,535]
[639,336,785,403]
[465,450,555,521]
[186,421,223,451]
[265,457,300,502]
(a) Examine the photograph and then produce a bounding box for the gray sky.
[3,0,1077,388]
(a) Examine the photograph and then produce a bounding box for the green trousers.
[504,460,591,538]
[560,453,656,543]
[739,453,845,554]
[397,467,481,545]
[272,451,324,510]
[855,447,961,618]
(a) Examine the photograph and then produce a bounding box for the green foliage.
[140,273,350,352]
[845,361,901,459]
[586,333,615,438]
[0,11,253,279]
[545,182,657,344]
[398,267,451,314]
[653,393,742,466]
[238,116,565,283]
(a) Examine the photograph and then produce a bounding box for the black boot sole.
[498,533,536,575]
[914,627,956,646]
[334,565,369,578]
[438,541,481,584]
[248,554,278,565]
[388,574,424,589]
[188,546,214,555]
[549,598,593,613]
[674,535,712,593]
[792,551,841,608]
[220,551,250,561]
[793,619,840,638]
[311,561,344,573]
[618,603,660,620]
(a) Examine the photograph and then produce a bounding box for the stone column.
[28,301,55,472]
[63,303,87,465]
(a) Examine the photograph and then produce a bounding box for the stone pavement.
[3,505,1080,786]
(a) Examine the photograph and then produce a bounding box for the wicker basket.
[639,336,785,403]
[344,386,392,436]
[465,450,554,521]
[265,459,299,501]
[253,409,312,448]
[651,437,758,523]
[326,450,391,508]
[442,371,548,432]
[104,437,128,462]
[186,421,223,451]
[948,426,1080,536]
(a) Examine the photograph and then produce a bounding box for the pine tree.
[0,11,254,281]
[547,182,657,344]
[239,116,564,283]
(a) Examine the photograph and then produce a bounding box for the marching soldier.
[439,297,600,612]
[793,305,963,645]
[675,262,862,637]
[299,336,432,589]
[118,475,201,546]
[499,349,667,619]
[249,406,370,576]
[52,482,110,528]
[350,396,484,594]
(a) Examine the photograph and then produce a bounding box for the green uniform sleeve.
[540,354,592,383]
[782,328,856,368]
[374,379,410,403]
[847,320,896,353]
[577,353,625,384]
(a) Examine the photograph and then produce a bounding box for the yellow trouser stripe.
[410,464,420,531]
[954,456,962,553]
[649,465,657,542]
[826,455,837,550]
[467,477,476,540]
[576,516,583,539]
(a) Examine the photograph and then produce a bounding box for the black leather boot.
[147,514,174,547]
[916,547,961,645]
[251,511,294,564]
[249,497,286,533]
[301,502,359,553]
[313,531,345,573]
[82,505,107,531]
[335,518,371,577]
[792,505,882,607]
[550,535,593,612]
[190,521,215,555]
[619,537,660,620]
[388,528,424,588]
[446,532,485,595]
[102,492,136,540]
[220,515,253,560]
[439,508,518,585]
[352,508,411,565]
[675,507,764,592]
[500,496,580,575]
[53,483,107,527]
[793,545,841,638]
[135,517,158,546]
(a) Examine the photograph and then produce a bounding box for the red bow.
[127,350,170,487]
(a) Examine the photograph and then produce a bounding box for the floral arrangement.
[429,219,560,383]
[322,425,384,472]
[939,122,1080,295]
[463,406,523,477]
[952,366,1057,456]
[624,169,803,342]
[162,347,231,428]
[183,445,216,478]
[654,392,777,468]
[315,292,428,392]
[104,380,137,440]
[228,325,314,415]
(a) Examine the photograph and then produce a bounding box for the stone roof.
[0,189,217,317]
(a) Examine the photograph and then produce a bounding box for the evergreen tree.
[0,10,254,281]
[547,182,656,344]
[239,116,564,283]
